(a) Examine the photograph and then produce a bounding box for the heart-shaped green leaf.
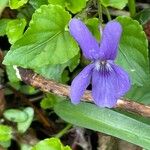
[116,16,149,86]
[3,5,79,69]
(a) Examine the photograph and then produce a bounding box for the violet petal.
[111,64,131,97]
[70,64,94,104]
[99,21,122,60]
[69,19,100,60]
[92,69,117,108]
[92,64,130,108]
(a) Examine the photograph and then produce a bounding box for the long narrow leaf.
[55,101,150,149]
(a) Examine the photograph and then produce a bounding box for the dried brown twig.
[17,67,150,118]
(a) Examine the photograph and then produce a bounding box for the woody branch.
[17,67,150,118]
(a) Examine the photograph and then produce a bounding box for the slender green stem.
[55,124,72,138]
[104,7,111,21]
[128,0,136,17]
[97,0,103,26]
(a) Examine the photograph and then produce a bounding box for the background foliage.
[0,0,150,149]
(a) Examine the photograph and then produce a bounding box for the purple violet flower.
[69,18,131,108]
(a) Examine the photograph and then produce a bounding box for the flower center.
[100,60,107,66]
[95,60,112,72]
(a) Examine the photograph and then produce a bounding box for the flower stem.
[97,0,103,26]
[55,124,72,138]
[128,0,136,17]
[104,7,111,21]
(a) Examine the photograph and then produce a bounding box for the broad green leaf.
[29,0,48,9]
[48,0,87,13]
[6,18,26,44]
[9,0,28,9]
[0,125,12,141]
[3,109,28,123]
[36,64,66,82]
[55,101,150,149]
[116,16,149,86]
[101,0,128,9]
[17,107,34,133]
[35,53,80,81]
[0,19,10,36]
[3,5,79,69]
[32,138,71,150]
[85,18,100,41]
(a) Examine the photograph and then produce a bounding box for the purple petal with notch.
[69,19,100,60]
[70,64,94,104]
[99,21,122,60]
[92,64,130,108]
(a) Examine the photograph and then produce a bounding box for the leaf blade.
[9,0,28,9]
[32,138,71,150]
[54,101,150,149]
[101,0,128,9]
[116,16,149,86]
[0,125,12,141]
[3,5,79,69]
